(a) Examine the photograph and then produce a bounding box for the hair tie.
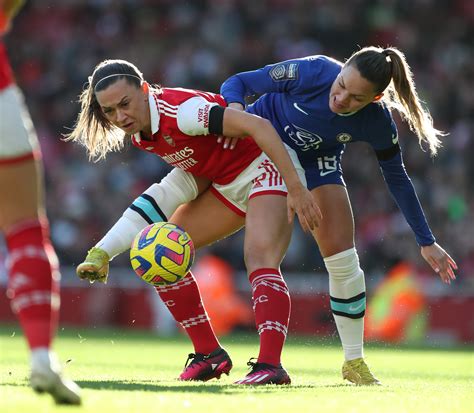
[381,49,392,63]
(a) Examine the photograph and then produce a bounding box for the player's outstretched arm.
[377,153,457,283]
[222,108,322,232]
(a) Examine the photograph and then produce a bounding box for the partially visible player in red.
[67,59,322,385]
[0,0,81,404]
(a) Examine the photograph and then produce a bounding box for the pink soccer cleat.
[179,348,233,381]
[234,359,291,385]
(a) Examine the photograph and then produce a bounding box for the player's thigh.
[169,189,244,249]
[310,184,355,257]
[0,86,44,231]
[193,175,212,195]
[0,159,42,231]
[244,194,292,270]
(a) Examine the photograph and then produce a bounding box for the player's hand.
[420,242,457,284]
[216,102,245,149]
[217,135,240,150]
[76,247,110,284]
[286,184,322,232]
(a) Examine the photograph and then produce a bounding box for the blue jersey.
[222,56,397,158]
[221,56,435,246]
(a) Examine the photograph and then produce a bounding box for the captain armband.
[208,105,225,135]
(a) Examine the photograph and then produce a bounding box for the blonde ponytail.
[64,81,125,161]
[347,46,445,156]
[383,48,444,156]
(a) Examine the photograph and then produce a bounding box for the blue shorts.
[296,147,346,190]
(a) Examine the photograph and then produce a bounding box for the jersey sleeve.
[366,106,399,151]
[176,96,221,136]
[220,56,325,105]
[378,151,436,246]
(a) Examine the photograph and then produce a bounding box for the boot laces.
[183,353,208,369]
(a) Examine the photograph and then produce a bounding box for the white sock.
[96,169,198,259]
[31,348,60,373]
[324,247,366,361]
[96,213,149,259]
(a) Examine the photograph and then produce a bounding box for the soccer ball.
[130,222,195,286]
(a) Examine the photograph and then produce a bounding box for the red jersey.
[0,41,13,90]
[132,87,262,185]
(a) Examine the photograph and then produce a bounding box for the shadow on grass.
[73,379,356,393]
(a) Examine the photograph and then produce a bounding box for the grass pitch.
[0,326,472,413]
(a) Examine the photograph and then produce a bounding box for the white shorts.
[210,147,306,216]
[0,85,40,164]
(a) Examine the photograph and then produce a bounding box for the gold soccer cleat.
[342,358,381,385]
[76,247,110,283]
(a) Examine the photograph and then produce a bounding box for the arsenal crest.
[163,135,175,147]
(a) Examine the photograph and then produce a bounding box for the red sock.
[155,272,220,354]
[249,268,290,366]
[5,219,60,350]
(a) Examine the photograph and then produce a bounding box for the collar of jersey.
[132,91,160,143]
[336,110,358,117]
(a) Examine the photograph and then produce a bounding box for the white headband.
[93,73,143,91]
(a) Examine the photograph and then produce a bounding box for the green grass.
[0,326,473,413]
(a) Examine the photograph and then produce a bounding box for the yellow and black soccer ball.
[130,222,195,286]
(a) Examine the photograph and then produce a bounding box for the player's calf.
[6,220,60,349]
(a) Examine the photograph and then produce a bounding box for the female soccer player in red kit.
[67,59,322,385]
[0,0,81,404]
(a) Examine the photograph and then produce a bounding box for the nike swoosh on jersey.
[293,102,309,115]
[319,169,337,177]
[392,134,399,144]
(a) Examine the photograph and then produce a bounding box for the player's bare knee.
[244,243,281,272]
[319,239,354,259]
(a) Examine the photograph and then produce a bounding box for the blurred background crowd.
[3,0,473,288]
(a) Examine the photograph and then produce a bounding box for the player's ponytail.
[65,59,144,161]
[346,46,444,156]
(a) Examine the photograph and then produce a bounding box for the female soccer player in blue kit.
[220,46,457,385]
